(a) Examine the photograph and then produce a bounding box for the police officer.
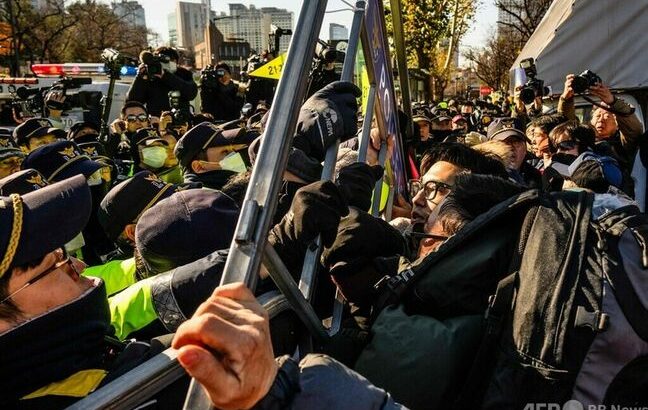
[174,122,255,190]
[0,134,24,179]
[13,118,61,153]
[132,127,183,184]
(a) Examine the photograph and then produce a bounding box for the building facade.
[226,4,293,54]
[112,0,146,28]
[329,23,348,41]
[174,0,211,50]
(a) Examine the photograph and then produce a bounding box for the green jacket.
[83,258,137,296]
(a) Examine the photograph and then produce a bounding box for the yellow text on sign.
[249,54,286,80]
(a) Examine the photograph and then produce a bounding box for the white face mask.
[87,169,104,186]
[168,61,177,74]
[141,146,168,169]
[219,152,247,173]
[65,232,85,253]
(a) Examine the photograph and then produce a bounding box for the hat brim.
[51,157,104,182]
[8,175,91,268]
[413,116,431,124]
[490,129,528,143]
[433,116,452,123]
[0,148,24,161]
[19,126,51,145]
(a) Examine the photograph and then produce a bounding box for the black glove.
[321,208,406,307]
[269,181,349,277]
[336,163,384,211]
[293,81,361,162]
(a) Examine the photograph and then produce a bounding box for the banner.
[363,0,407,196]
[249,54,286,80]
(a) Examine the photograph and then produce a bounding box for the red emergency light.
[30,63,136,77]
[0,78,39,85]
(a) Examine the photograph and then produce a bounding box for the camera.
[519,58,550,105]
[572,70,602,94]
[200,65,222,89]
[168,91,190,126]
[139,51,171,80]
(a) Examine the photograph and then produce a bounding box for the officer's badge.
[26,174,46,188]
[58,146,77,159]
[0,138,10,147]
[82,147,97,157]
[143,173,165,188]
[147,130,159,139]
[37,120,51,128]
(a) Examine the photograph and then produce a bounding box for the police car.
[0,63,135,132]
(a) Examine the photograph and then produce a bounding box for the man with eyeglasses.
[108,101,151,160]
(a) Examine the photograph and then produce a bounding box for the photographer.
[558,73,643,195]
[200,62,243,122]
[127,47,198,117]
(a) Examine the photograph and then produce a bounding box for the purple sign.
[363,0,407,196]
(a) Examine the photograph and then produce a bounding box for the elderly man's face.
[411,161,464,225]
[590,108,617,139]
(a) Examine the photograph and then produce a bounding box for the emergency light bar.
[0,78,39,85]
[31,63,137,77]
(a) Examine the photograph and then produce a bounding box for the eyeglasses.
[415,180,453,202]
[0,249,80,305]
[556,140,578,151]
[125,114,149,123]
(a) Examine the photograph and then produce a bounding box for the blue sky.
[121,0,498,64]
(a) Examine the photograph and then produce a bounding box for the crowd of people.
[1,44,647,410]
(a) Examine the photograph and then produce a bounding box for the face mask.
[219,152,247,173]
[65,232,85,253]
[168,61,177,73]
[87,169,104,186]
[141,146,168,169]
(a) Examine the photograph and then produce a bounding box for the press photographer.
[199,62,244,122]
[126,47,198,117]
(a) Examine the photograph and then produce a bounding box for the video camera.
[572,70,602,94]
[200,65,224,89]
[139,51,171,80]
[519,58,550,105]
[168,90,191,126]
[11,76,94,116]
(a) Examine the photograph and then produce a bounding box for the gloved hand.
[464,131,485,147]
[336,163,384,211]
[321,208,406,307]
[293,81,362,162]
[269,181,349,277]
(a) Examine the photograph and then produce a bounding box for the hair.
[121,101,148,118]
[0,255,46,322]
[155,46,179,62]
[437,174,527,236]
[472,140,516,170]
[530,113,567,135]
[419,142,509,178]
[221,171,252,207]
[548,120,596,153]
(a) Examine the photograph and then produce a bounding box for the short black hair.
[437,174,526,235]
[549,120,596,153]
[530,114,567,135]
[121,101,148,117]
[420,142,508,178]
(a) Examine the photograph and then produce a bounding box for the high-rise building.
[329,23,348,41]
[175,0,211,50]
[112,0,146,28]
[168,12,178,47]
[227,4,293,54]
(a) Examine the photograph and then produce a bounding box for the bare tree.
[495,0,552,45]
[465,29,519,92]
